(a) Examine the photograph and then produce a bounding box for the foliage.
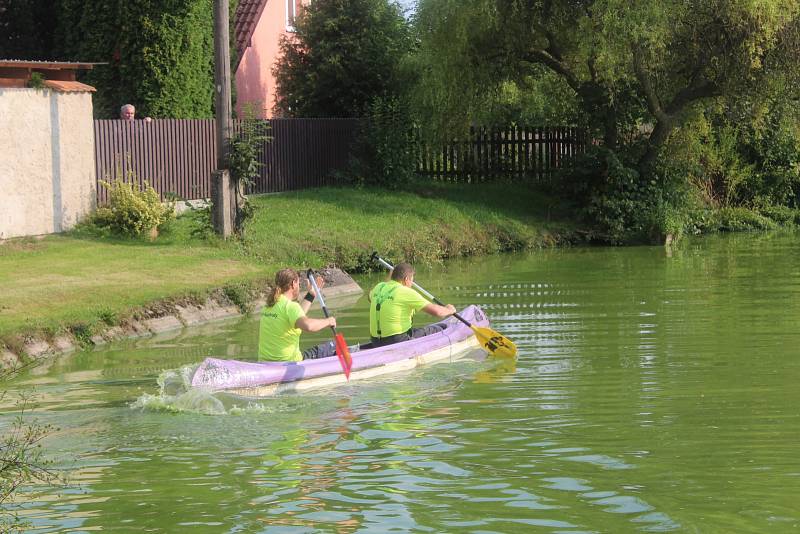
[468,72,583,127]
[26,72,46,89]
[92,177,175,238]
[693,206,778,233]
[273,0,413,117]
[0,363,62,532]
[737,103,800,208]
[0,0,57,60]
[185,205,216,241]
[557,147,692,243]
[221,280,263,313]
[344,97,416,189]
[229,108,272,233]
[54,0,215,118]
[664,110,754,209]
[412,0,800,175]
[663,97,800,212]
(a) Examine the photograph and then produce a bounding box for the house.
[234,0,305,119]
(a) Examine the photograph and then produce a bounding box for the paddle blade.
[334,333,353,379]
[472,326,517,359]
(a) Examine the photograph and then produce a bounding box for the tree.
[412,0,800,176]
[0,0,57,60]
[273,0,412,117]
[56,0,216,119]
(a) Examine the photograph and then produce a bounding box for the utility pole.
[211,0,234,237]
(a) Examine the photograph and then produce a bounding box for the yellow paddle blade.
[471,326,517,358]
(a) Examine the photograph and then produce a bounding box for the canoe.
[190,305,490,397]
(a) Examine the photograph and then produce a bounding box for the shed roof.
[0,60,99,92]
[0,60,99,70]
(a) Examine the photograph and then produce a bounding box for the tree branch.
[632,45,668,123]
[665,80,721,115]
[587,54,598,83]
[526,48,581,92]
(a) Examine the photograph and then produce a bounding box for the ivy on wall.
[56,0,216,119]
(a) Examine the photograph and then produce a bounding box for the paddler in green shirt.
[258,268,338,361]
[368,262,456,347]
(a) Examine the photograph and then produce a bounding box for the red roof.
[234,0,269,69]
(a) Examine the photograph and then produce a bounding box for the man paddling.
[368,262,456,347]
[258,268,338,361]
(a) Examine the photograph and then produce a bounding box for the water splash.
[131,364,229,415]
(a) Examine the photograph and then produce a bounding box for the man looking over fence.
[119,104,151,122]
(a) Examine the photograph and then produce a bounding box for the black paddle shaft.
[370,252,472,328]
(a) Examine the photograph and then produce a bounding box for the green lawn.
[0,184,574,340]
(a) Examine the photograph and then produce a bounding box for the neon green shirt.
[369,281,429,338]
[258,295,305,361]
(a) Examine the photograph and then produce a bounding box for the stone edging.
[1,268,363,369]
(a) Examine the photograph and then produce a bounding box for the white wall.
[0,88,96,239]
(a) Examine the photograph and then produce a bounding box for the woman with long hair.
[258,268,338,361]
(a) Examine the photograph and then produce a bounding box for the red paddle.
[307,270,352,379]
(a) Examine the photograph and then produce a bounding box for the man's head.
[120,104,135,120]
[390,263,415,287]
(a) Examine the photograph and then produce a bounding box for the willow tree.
[412,0,800,175]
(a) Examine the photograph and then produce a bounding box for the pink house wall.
[235,1,294,119]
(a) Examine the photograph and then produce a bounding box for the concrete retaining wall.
[0,88,96,239]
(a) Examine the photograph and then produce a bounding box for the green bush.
[556,147,690,244]
[229,109,271,233]
[665,104,800,210]
[738,111,800,207]
[92,179,175,238]
[755,204,800,225]
[713,207,777,232]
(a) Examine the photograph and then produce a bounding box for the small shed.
[0,60,98,239]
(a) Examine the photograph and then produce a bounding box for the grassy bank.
[0,184,576,344]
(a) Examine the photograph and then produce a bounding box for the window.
[286,0,303,31]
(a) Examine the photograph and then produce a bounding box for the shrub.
[713,207,777,232]
[92,178,175,238]
[556,146,691,244]
[229,108,271,233]
[755,203,800,225]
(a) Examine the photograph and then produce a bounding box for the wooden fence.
[415,126,588,181]
[93,118,360,203]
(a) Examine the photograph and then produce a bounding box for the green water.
[3,231,800,532]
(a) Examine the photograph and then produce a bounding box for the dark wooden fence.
[415,126,588,182]
[93,118,360,203]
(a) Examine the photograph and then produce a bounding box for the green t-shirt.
[258,295,305,361]
[369,280,429,338]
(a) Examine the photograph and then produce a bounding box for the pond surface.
[3,231,800,532]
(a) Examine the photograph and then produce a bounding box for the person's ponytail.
[267,268,299,307]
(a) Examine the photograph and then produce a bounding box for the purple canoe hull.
[191,305,490,392]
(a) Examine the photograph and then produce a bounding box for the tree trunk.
[603,105,618,151]
[637,118,673,177]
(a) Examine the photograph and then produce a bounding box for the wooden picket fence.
[93,120,587,204]
[415,126,588,182]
